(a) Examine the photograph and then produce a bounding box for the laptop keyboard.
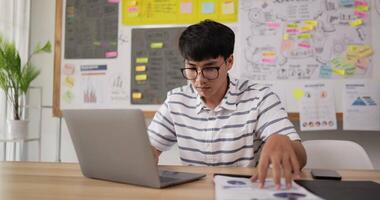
[159,176,179,183]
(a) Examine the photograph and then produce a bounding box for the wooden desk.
[1,162,380,200]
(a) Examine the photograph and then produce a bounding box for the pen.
[213,173,252,179]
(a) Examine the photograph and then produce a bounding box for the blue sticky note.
[339,0,354,7]
[319,64,332,78]
[202,2,215,14]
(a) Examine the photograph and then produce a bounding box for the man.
[148,20,306,189]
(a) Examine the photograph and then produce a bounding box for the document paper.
[214,175,323,200]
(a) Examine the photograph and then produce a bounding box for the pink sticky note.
[267,21,280,29]
[128,6,138,12]
[354,11,368,19]
[262,58,276,64]
[105,51,118,58]
[108,0,119,3]
[180,2,192,14]
[299,42,311,48]
[286,28,298,33]
[354,0,368,6]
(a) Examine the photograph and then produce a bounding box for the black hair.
[179,19,235,61]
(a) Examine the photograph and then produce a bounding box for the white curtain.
[0,0,30,156]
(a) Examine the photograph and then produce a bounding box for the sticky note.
[132,92,142,99]
[129,0,137,6]
[333,68,346,75]
[286,28,298,33]
[107,0,119,3]
[63,90,74,104]
[287,23,297,28]
[356,46,374,59]
[262,51,275,57]
[202,2,215,14]
[356,57,369,70]
[150,42,164,49]
[304,20,318,26]
[105,51,118,58]
[180,1,193,14]
[128,6,138,12]
[350,19,363,27]
[319,64,332,78]
[136,57,148,63]
[340,0,354,7]
[298,33,312,39]
[299,42,311,49]
[292,88,305,101]
[355,5,368,12]
[267,21,280,29]
[354,0,368,6]
[261,58,276,64]
[301,24,315,32]
[283,33,289,40]
[222,1,234,15]
[135,65,146,72]
[135,74,147,81]
[354,11,368,19]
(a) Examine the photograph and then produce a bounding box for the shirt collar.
[194,75,238,114]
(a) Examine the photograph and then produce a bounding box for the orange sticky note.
[132,92,142,99]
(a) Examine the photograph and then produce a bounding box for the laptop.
[62,109,206,188]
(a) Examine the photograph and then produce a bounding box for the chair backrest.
[303,140,374,170]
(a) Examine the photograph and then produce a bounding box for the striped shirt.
[148,77,300,167]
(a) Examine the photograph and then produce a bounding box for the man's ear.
[226,55,234,71]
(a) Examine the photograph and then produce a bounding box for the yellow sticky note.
[222,1,235,15]
[150,42,164,49]
[301,24,314,32]
[298,33,312,39]
[135,74,147,81]
[135,65,146,72]
[347,45,360,53]
[350,19,363,27]
[283,33,289,40]
[356,46,374,59]
[292,88,305,101]
[136,57,148,63]
[129,0,137,6]
[262,51,275,57]
[304,20,318,26]
[333,68,345,75]
[132,92,142,99]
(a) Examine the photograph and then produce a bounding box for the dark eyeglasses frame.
[180,61,226,80]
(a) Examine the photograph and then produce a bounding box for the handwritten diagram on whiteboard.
[236,0,373,80]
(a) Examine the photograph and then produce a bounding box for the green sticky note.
[136,57,149,63]
[292,88,305,101]
[150,42,164,49]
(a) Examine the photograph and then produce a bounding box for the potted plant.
[0,34,51,139]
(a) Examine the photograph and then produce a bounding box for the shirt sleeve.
[148,100,177,152]
[255,87,300,141]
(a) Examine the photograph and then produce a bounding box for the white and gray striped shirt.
[148,77,300,167]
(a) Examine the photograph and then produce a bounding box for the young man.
[148,20,306,189]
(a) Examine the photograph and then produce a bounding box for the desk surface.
[1,162,380,200]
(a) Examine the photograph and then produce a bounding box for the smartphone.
[311,169,342,180]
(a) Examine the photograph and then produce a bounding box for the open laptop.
[62,109,206,188]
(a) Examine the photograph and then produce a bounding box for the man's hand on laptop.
[251,134,301,190]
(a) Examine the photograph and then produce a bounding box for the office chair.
[303,140,374,170]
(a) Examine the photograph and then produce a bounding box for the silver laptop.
[62,109,206,188]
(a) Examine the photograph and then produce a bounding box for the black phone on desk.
[311,169,342,180]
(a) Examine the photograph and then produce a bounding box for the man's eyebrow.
[187,60,219,66]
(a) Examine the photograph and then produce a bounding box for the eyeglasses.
[181,60,227,80]
[180,66,221,80]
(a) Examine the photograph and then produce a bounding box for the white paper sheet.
[214,175,323,200]
[299,82,337,131]
[343,80,380,131]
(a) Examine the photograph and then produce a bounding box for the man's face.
[183,55,233,101]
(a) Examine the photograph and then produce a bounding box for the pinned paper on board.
[136,57,149,64]
[180,1,193,14]
[350,19,363,27]
[132,92,143,99]
[150,42,164,49]
[202,2,215,14]
[135,65,146,72]
[222,1,235,15]
[135,74,148,81]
